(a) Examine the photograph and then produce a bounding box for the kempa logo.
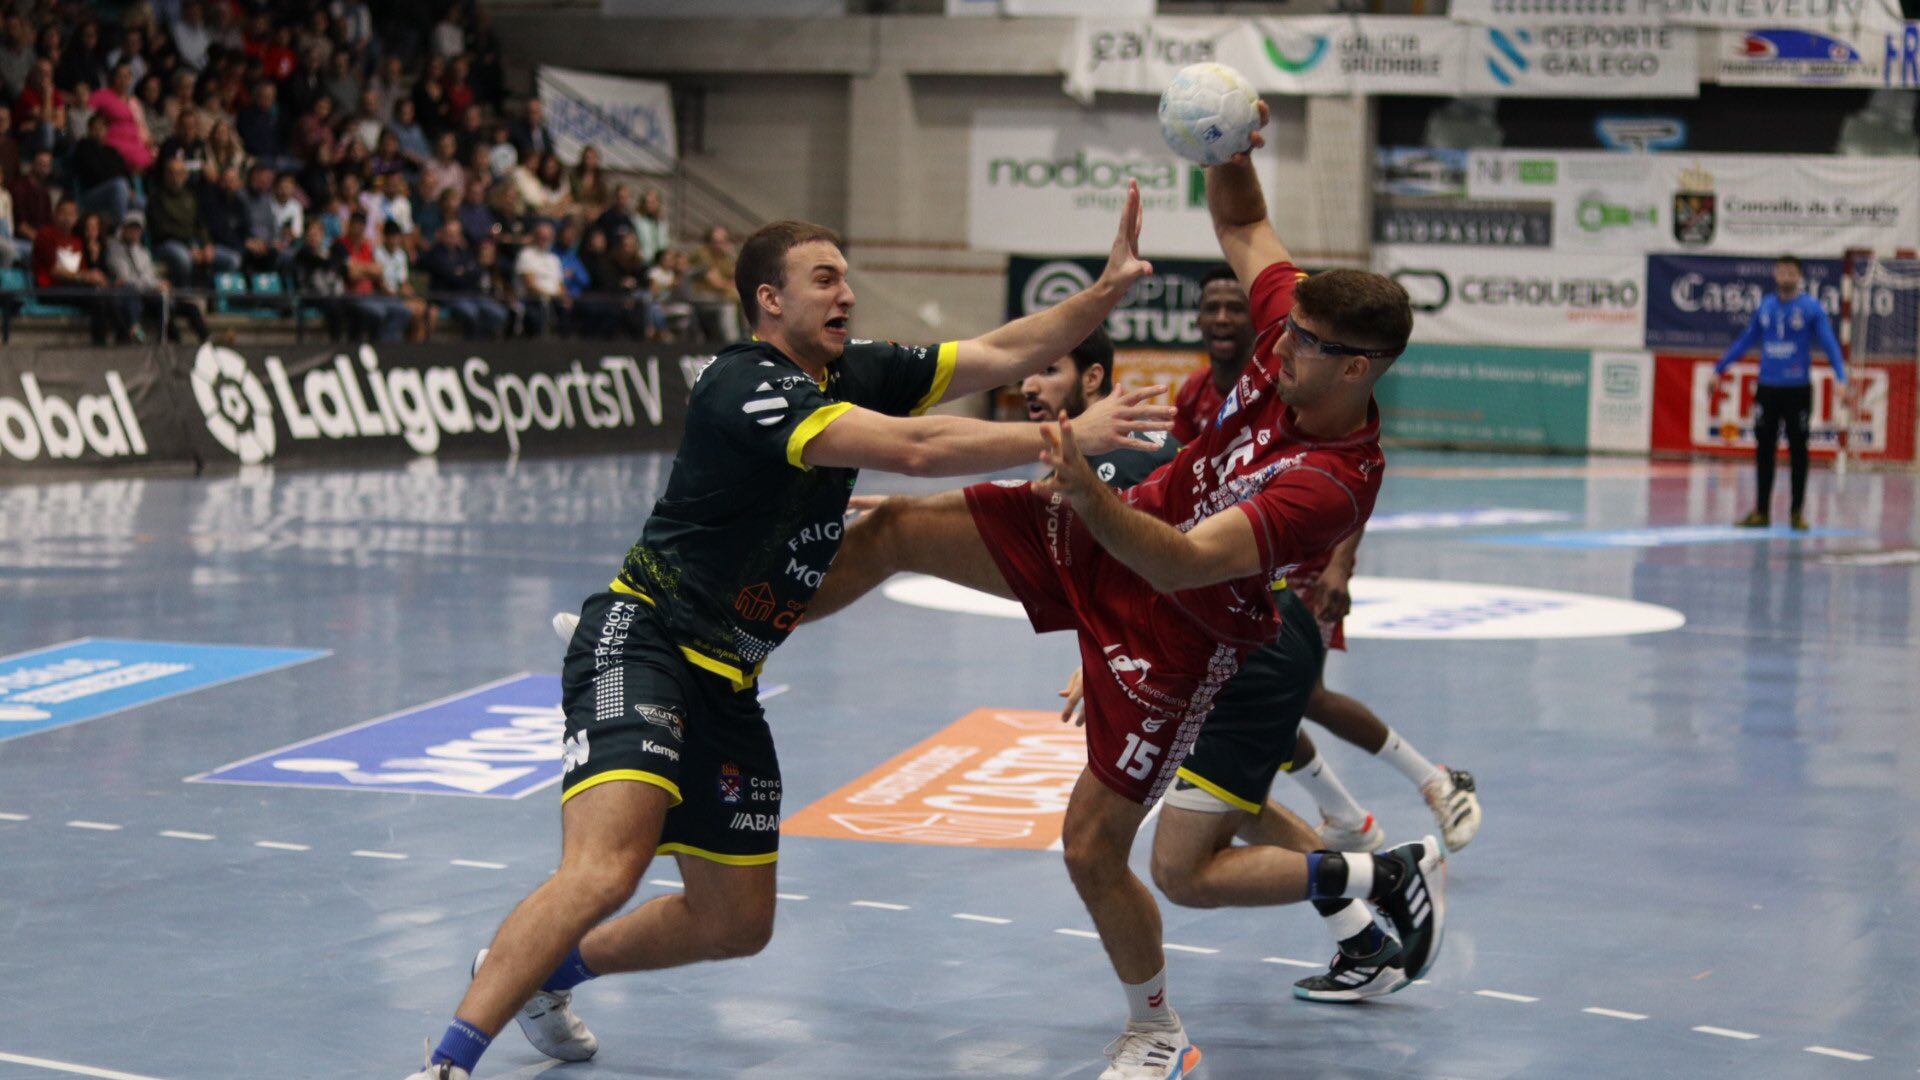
[1021,261,1094,315]
[1263,31,1329,74]
[986,151,1178,192]
[0,369,150,463]
[189,342,668,462]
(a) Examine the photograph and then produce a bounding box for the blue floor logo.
[191,674,567,799]
[0,638,326,743]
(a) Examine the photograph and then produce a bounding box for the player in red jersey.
[1169,266,1252,445]
[806,104,1443,1079]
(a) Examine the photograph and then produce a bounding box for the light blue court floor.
[2,450,1917,1079]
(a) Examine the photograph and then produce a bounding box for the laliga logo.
[190,342,277,464]
[1023,261,1095,316]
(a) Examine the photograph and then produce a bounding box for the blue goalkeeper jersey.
[1713,291,1847,387]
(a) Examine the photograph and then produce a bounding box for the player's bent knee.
[557,861,645,919]
[1148,851,1212,909]
[708,911,776,959]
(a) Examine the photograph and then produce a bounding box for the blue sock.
[541,946,598,993]
[431,1018,490,1074]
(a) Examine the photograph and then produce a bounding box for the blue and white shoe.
[473,948,598,1062]
[1099,1012,1202,1079]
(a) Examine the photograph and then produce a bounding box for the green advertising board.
[1374,344,1591,451]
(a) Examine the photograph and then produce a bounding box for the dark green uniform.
[561,338,954,864]
[1090,424,1324,815]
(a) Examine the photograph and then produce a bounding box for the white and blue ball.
[1158,63,1260,167]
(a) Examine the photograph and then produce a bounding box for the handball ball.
[1159,63,1260,167]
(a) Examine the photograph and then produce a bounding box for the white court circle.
[880,574,1685,641]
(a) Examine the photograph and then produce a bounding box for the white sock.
[1320,897,1374,944]
[1291,750,1368,830]
[1123,967,1173,1025]
[1376,727,1443,789]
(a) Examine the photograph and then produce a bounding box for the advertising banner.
[1650,352,1916,461]
[1375,245,1646,349]
[1373,342,1592,450]
[1716,26,1885,85]
[1373,197,1554,247]
[1460,21,1699,97]
[1589,350,1656,452]
[1064,17,1467,101]
[177,341,690,468]
[1005,255,1239,350]
[537,65,677,172]
[1644,253,1845,349]
[969,108,1287,257]
[0,347,194,475]
[1448,0,1901,32]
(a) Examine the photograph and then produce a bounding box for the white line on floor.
[158,831,214,841]
[776,892,809,901]
[1055,928,1100,939]
[254,841,310,852]
[1262,957,1320,969]
[952,913,1012,925]
[1165,943,1219,955]
[1805,1046,1872,1062]
[451,860,507,870]
[1474,990,1539,1003]
[350,850,407,860]
[0,1049,168,1079]
[64,821,121,831]
[1692,1026,1760,1041]
[0,812,28,821]
[851,900,909,911]
[1582,1007,1648,1021]
[1413,979,1432,986]
[647,879,684,889]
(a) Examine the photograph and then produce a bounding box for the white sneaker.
[473,948,599,1062]
[1099,1014,1201,1079]
[1316,813,1385,853]
[402,1064,468,1080]
[1422,769,1481,852]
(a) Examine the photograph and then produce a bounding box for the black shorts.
[560,590,783,866]
[1166,588,1325,814]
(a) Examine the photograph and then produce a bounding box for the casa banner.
[1064,17,1465,101]
[1447,0,1901,32]
[1651,352,1916,462]
[1465,150,1920,256]
[0,347,195,476]
[1644,253,1846,350]
[1374,245,1647,349]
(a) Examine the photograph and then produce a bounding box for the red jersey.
[1126,261,1384,648]
[1171,367,1228,444]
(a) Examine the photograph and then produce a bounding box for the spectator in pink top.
[88,61,155,174]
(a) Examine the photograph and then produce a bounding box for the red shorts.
[965,480,1244,806]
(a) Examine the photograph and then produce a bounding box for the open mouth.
[1025,397,1049,420]
[825,316,849,334]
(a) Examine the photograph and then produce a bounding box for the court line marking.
[1693,1026,1760,1041]
[1055,928,1100,939]
[647,879,684,889]
[158,831,214,841]
[254,841,311,852]
[1165,943,1219,955]
[851,900,909,911]
[1583,1007,1648,1021]
[1805,1046,1872,1062]
[65,821,122,831]
[952,913,1012,925]
[0,812,28,821]
[0,1049,168,1079]
[1262,957,1321,969]
[451,859,507,870]
[1475,990,1539,1003]
[350,850,408,861]
[776,892,809,901]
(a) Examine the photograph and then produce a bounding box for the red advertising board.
[1651,353,1917,463]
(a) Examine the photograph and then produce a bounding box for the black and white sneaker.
[1372,836,1447,982]
[1292,937,1411,1002]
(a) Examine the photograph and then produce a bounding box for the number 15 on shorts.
[1118,732,1161,780]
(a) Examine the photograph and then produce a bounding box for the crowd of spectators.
[0,0,740,345]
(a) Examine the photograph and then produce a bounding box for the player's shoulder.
[840,338,930,366]
[690,343,806,403]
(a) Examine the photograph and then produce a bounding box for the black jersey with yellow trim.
[1086,430,1182,491]
[616,337,955,687]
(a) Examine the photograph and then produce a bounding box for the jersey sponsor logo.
[717,762,745,805]
[729,811,780,832]
[751,776,782,803]
[1096,462,1118,482]
[634,704,684,741]
[784,557,825,589]
[640,738,678,763]
[1102,645,1153,677]
[192,674,573,799]
[0,639,325,745]
[785,709,1085,850]
[735,582,777,622]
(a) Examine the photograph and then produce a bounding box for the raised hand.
[1034,414,1101,506]
[1100,179,1154,291]
[1069,384,1174,456]
[1225,101,1272,166]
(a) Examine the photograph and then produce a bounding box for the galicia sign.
[882,574,1685,640]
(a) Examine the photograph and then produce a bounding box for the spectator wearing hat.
[107,211,210,342]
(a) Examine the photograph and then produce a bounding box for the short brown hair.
[736,220,843,328]
[1295,269,1413,364]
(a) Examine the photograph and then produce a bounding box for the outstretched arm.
[938,181,1154,401]
[1813,303,1847,383]
[1206,101,1292,293]
[1714,309,1762,375]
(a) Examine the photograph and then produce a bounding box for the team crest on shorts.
[717,762,745,804]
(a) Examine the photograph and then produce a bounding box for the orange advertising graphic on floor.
[783,709,1084,850]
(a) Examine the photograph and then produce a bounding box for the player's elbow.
[1142,561,1209,595]
[887,428,942,478]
